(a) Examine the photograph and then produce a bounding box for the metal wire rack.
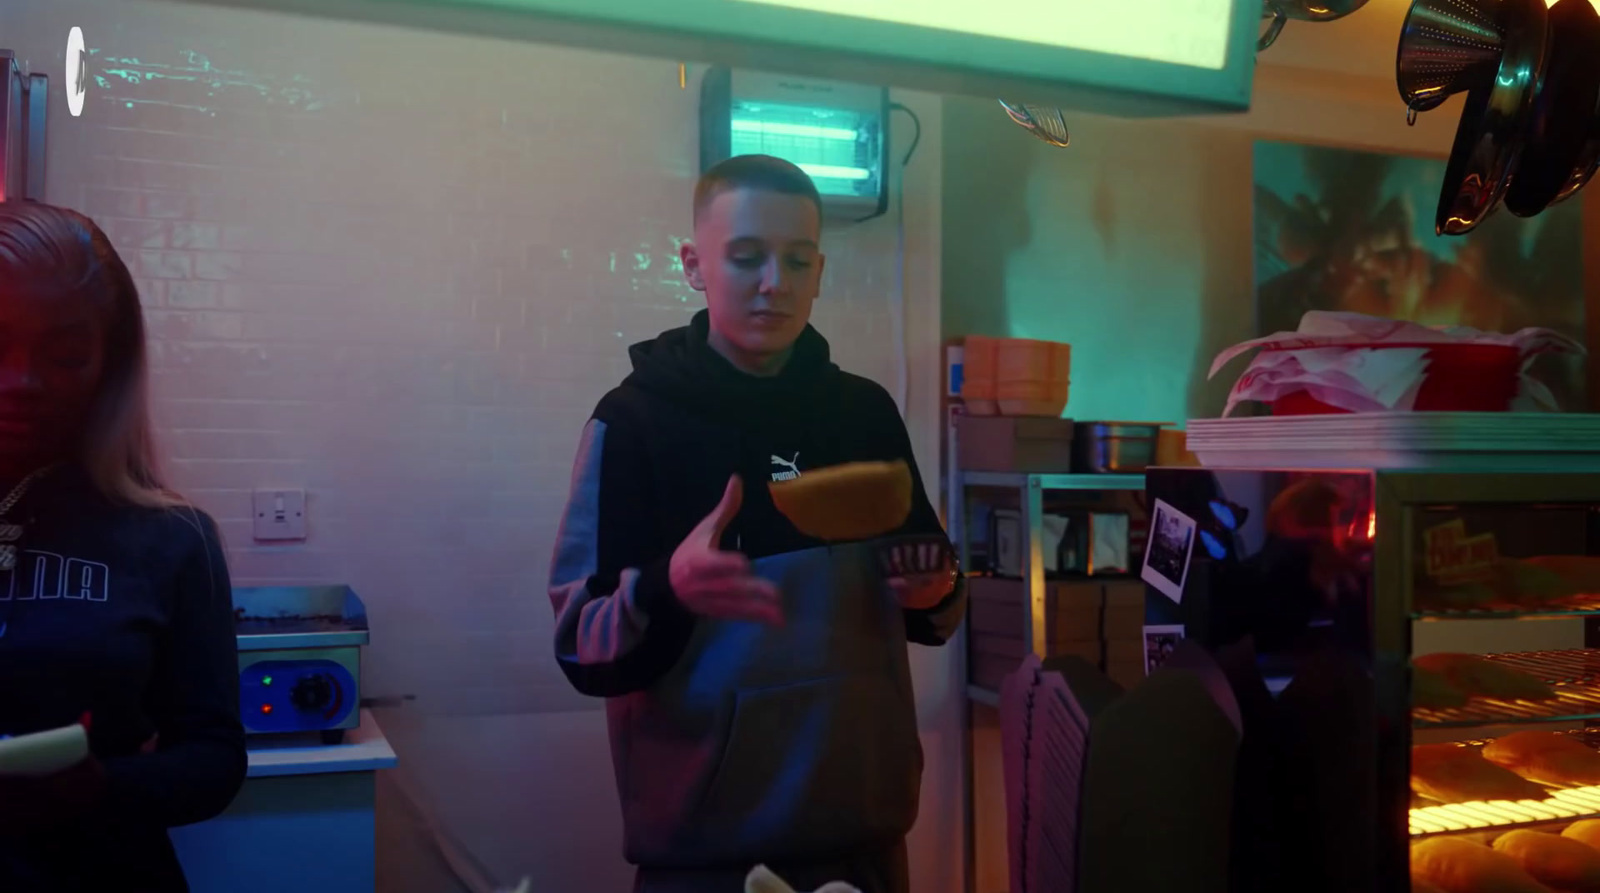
[1413,651,1600,729]
[1411,731,1600,837]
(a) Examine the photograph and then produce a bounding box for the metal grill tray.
[1415,593,1600,621]
[232,585,369,651]
[1411,731,1600,838]
[1413,651,1600,729]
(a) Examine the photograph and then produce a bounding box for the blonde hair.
[0,201,184,509]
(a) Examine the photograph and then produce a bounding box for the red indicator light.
[260,704,273,715]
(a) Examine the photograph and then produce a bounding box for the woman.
[0,201,245,891]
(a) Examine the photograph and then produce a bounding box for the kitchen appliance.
[1503,0,1600,216]
[997,100,1069,148]
[1144,466,1600,893]
[1072,422,1161,473]
[233,585,369,744]
[699,66,889,222]
[1396,0,1503,115]
[1396,0,1549,234]
[1257,0,1372,51]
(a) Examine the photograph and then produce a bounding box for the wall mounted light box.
[700,66,890,223]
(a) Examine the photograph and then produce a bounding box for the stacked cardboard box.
[969,577,1150,691]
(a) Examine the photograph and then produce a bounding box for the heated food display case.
[1144,467,1600,893]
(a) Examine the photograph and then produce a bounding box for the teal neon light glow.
[728,101,878,199]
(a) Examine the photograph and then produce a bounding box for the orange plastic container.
[960,336,1070,417]
[961,336,1001,415]
[997,339,1071,384]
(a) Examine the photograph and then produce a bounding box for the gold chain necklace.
[0,465,57,572]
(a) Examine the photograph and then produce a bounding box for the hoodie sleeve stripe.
[549,417,694,697]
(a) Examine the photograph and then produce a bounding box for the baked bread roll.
[1415,581,1500,612]
[1412,743,1552,804]
[1494,559,1583,607]
[769,460,912,543]
[1414,653,1557,702]
[1484,732,1600,787]
[1411,836,1555,893]
[1415,667,1469,710]
[1494,830,1600,892]
[1524,556,1600,596]
[1565,820,1600,851]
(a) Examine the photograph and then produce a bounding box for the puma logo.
[770,452,801,482]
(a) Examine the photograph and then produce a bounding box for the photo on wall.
[1252,140,1587,411]
[1140,499,1195,604]
[1144,625,1185,676]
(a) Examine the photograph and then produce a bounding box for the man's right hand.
[669,475,783,625]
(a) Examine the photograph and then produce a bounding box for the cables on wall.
[888,100,922,418]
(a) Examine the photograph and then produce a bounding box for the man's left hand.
[889,570,957,611]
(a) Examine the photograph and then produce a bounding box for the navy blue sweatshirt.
[0,466,246,892]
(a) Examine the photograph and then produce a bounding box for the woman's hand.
[0,756,107,833]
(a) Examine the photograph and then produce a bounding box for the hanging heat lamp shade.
[1258,0,1374,51]
[1396,0,1508,115]
[1396,0,1550,234]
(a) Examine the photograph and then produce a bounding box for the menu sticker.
[1142,499,1196,604]
[1422,519,1499,585]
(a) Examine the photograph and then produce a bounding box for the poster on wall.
[1251,140,1587,411]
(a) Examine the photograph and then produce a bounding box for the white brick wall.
[10,2,956,891]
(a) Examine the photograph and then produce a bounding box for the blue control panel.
[240,659,356,733]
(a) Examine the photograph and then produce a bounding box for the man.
[548,154,965,893]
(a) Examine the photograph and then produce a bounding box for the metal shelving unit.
[947,440,1146,893]
[951,471,1146,700]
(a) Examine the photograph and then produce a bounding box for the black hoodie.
[549,310,963,697]
[547,310,965,868]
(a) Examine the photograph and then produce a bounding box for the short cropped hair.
[693,154,824,226]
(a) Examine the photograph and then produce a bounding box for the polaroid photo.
[1143,624,1186,676]
[1141,498,1197,604]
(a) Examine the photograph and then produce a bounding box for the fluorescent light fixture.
[729,119,861,141]
[797,164,871,181]
[702,68,890,221]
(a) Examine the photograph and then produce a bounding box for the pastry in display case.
[1143,468,1600,893]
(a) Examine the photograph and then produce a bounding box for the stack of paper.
[1187,411,1600,471]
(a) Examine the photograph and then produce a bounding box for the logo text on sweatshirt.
[0,550,110,601]
[770,452,802,482]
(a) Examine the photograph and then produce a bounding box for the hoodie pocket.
[694,674,923,853]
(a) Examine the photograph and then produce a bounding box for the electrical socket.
[252,488,307,542]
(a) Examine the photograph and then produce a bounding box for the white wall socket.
[252,488,307,541]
